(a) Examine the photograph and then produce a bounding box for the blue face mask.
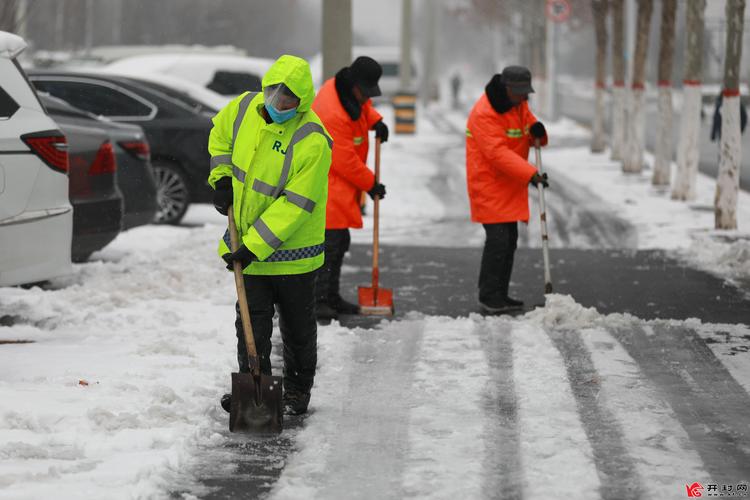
[265,103,298,124]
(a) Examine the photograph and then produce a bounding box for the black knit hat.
[500,65,534,94]
[350,56,383,97]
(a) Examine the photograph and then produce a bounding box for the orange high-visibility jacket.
[465,93,547,224]
[312,78,382,229]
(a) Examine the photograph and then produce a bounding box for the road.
[186,108,750,499]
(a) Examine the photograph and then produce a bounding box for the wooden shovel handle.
[228,209,259,375]
[372,138,381,293]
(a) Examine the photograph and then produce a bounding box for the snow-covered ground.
[1,102,749,499]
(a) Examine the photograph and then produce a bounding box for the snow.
[1,95,750,499]
[0,31,26,59]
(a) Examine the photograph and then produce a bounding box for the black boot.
[504,296,524,307]
[479,297,523,314]
[316,302,338,321]
[283,390,311,415]
[331,296,360,315]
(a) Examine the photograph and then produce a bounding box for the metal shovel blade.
[229,372,283,434]
[358,286,394,316]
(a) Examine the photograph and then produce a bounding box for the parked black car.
[40,93,158,230]
[29,71,214,225]
[52,115,123,261]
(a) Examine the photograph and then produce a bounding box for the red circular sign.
[546,0,571,22]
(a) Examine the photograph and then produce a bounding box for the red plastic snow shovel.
[358,138,394,315]
[227,209,283,433]
[534,139,553,294]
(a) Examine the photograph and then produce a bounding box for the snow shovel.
[358,138,394,315]
[534,139,553,294]
[227,209,283,434]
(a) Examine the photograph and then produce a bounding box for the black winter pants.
[235,272,317,394]
[315,229,351,305]
[478,222,519,302]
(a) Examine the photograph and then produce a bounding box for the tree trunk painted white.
[652,86,673,185]
[672,0,705,200]
[672,84,702,200]
[610,0,626,160]
[715,94,742,229]
[652,0,677,186]
[715,0,745,229]
[622,0,653,173]
[611,85,626,160]
[591,0,608,153]
[592,85,607,152]
[623,86,645,173]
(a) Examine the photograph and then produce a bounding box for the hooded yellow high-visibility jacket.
[208,55,333,275]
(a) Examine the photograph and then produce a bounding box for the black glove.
[367,182,386,200]
[529,121,546,139]
[530,172,549,189]
[373,120,389,143]
[222,244,256,270]
[213,177,233,216]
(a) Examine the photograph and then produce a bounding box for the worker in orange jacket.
[312,56,388,321]
[466,66,549,314]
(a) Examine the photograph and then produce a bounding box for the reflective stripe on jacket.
[312,78,382,229]
[208,55,332,275]
[465,94,547,224]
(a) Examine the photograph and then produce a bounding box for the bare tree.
[610,0,626,160]
[672,0,706,201]
[652,0,677,185]
[623,0,653,173]
[591,0,608,153]
[715,0,746,229]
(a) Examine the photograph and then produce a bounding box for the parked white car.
[103,53,274,98]
[0,31,72,286]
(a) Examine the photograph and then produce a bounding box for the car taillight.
[21,131,69,173]
[118,140,151,161]
[89,141,117,175]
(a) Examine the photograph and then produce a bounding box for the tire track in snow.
[475,317,522,500]
[580,327,706,499]
[275,318,424,499]
[607,323,750,483]
[511,321,601,499]
[545,328,643,500]
[401,316,492,499]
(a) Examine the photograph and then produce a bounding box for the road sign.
[546,0,571,23]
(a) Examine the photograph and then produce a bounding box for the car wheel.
[152,161,190,225]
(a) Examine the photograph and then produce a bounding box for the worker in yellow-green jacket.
[208,55,332,416]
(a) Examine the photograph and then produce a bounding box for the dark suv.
[29,71,214,225]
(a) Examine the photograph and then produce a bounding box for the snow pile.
[0,219,243,499]
[525,293,604,330]
[683,233,750,289]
